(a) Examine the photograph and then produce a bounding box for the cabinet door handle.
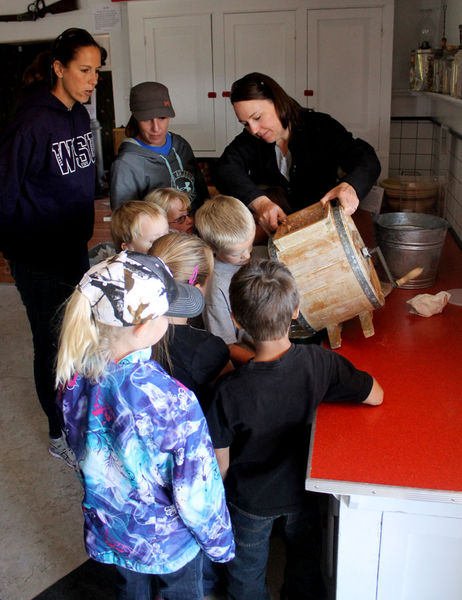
[208,92,217,98]
[222,91,231,97]
[304,90,314,96]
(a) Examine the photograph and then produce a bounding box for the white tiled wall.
[389,119,435,177]
[389,117,462,242]
[446,135,462,242]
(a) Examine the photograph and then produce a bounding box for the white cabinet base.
[335,495,462,600]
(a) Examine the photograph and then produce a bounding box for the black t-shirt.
[167,324,230,412]
[206,343,372,516]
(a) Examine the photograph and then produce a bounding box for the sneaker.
[49,435,77,469]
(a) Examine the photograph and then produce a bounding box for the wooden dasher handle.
[395,267,424,288]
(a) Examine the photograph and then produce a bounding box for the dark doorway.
[0,40,52,128]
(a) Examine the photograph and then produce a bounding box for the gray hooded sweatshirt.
[110,133,209,210]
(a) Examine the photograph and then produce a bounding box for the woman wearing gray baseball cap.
[110,81,209,211]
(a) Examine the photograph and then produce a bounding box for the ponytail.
[22,50,53,88]
[22,29,101,91]
[56,289,113,386]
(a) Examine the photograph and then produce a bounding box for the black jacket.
[215,110,381,212]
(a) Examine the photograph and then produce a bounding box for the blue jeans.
[226,498,327,600]
[203,554,223,595]
[10,256,88,437]
[115,551,204,600]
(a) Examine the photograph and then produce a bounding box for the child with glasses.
[145,187,195,234]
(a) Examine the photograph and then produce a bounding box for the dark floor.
[32,560,117,600]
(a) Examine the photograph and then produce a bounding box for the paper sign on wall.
[93,4,121,32]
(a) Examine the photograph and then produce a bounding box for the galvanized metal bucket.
[373,212,448,289]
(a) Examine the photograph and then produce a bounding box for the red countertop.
[307,210,462,494]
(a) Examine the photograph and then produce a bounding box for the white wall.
[0,0,132,126]
[446,2,462,47]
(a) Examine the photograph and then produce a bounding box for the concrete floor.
[0,282,293,600]
[0,283,88,600]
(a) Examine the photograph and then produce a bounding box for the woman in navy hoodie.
[0,28,102,465]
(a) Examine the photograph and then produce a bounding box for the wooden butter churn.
[270,202,385,348]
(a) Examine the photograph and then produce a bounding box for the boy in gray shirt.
[195,195,256,364]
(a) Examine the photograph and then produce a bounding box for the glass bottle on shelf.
[442,51,455,95]
[432,50,443,93]
[414,49,434,91]
[417,9,436,49]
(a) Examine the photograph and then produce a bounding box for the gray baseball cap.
[129,82,175,120]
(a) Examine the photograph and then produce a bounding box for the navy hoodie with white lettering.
[0,83,95,270]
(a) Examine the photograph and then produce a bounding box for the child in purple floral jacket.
[55,250,235,600]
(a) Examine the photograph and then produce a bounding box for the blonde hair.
[144,187,191,214]
[56,289,128,386]
[149,232,213,373]
[111,200,167,251]
[150,232,214,288]
[194,195,255,252]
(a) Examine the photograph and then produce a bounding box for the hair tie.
[188,265,199,285]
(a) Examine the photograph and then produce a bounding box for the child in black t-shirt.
[150,231,233,413]
[206,259,383,600]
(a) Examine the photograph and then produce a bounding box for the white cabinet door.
[307,8,382,151]
[377,512,462,600]
[223,11,296,145]
[141,14,216,154]
[127,2,392,163]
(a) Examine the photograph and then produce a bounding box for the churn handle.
[362,246,423,288]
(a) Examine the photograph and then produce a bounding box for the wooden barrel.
[270,202,384,348]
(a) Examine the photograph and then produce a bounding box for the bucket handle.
[362,246,423,288]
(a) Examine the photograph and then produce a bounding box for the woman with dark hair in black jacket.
[215,72,381,234]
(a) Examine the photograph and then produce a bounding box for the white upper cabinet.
[128,0,393,168]
[223,11,296,143]
[138,14,216,154]
[307,7,390,172]
[306,3,393,177]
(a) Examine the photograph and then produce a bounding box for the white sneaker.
[49,435,77,469]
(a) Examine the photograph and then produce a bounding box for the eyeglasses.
[168,209,193,226]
